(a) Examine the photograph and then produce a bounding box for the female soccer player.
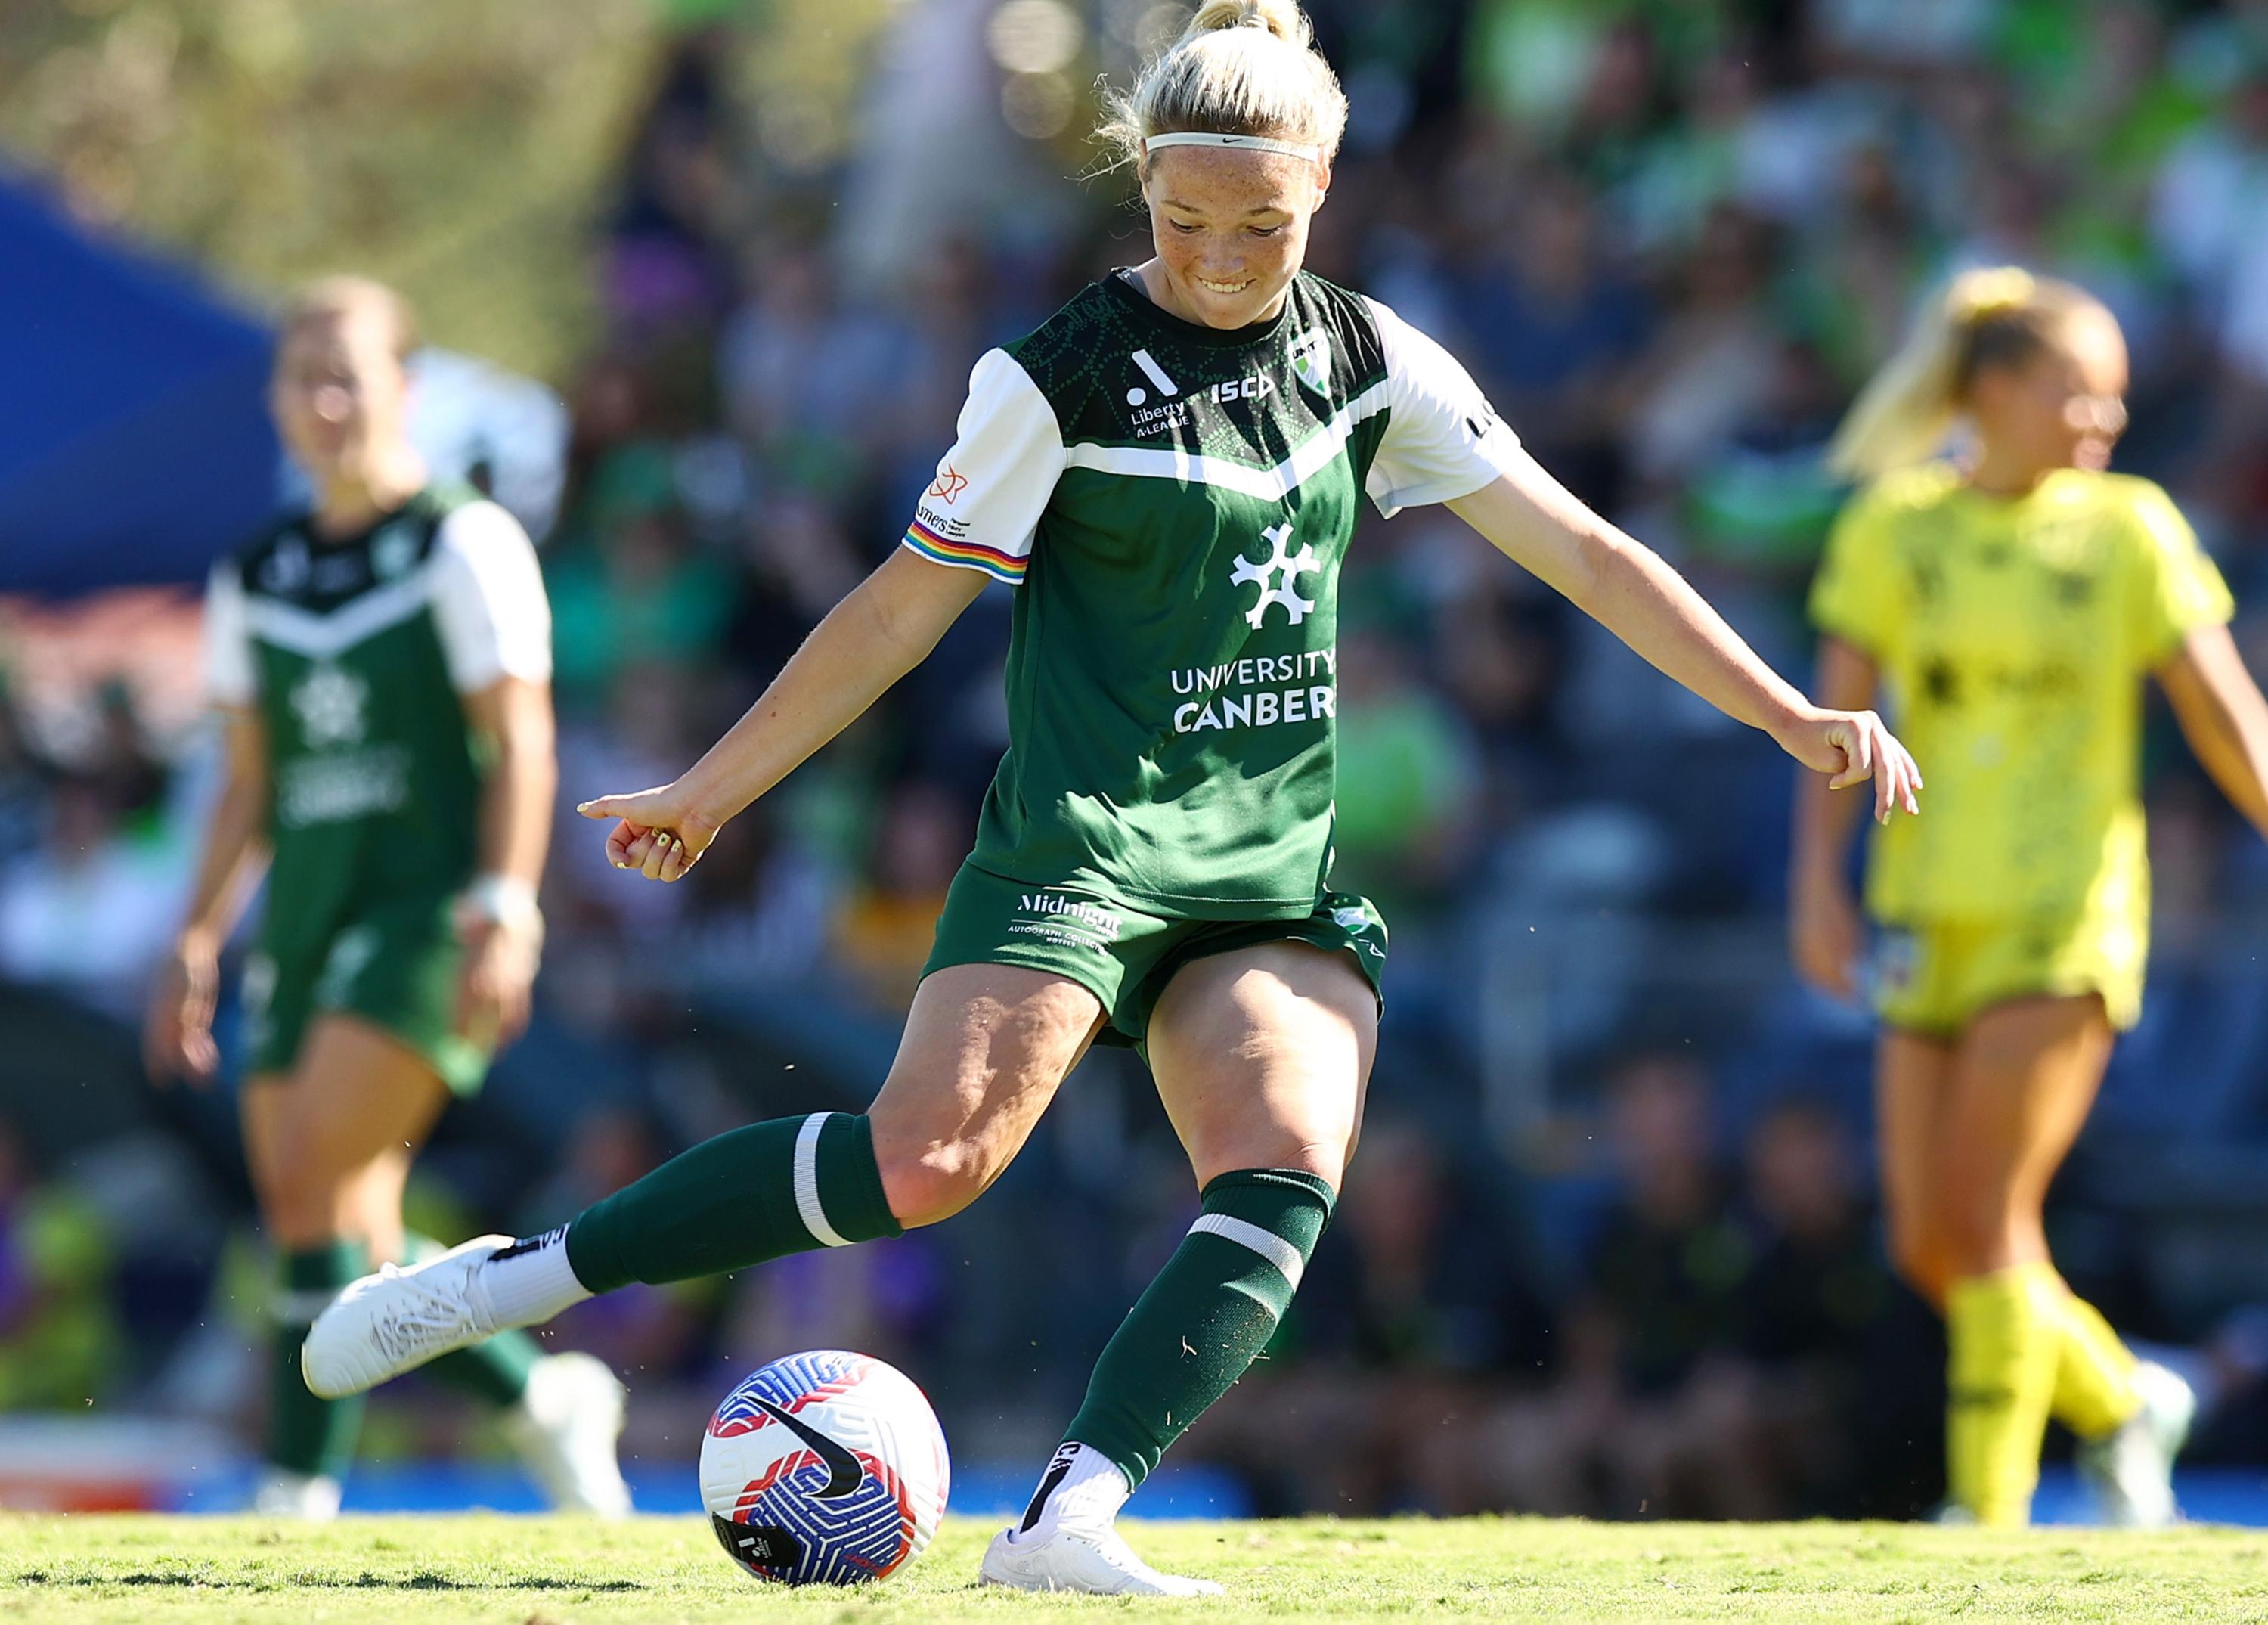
[1793,268,2268,1527]
[308,5,1916,1589]
[144,278,630,1518]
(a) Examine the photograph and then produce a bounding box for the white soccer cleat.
[301,1234,510,1398]
[979,1524,1223,1596]
[504,1351,634,1518]
[250,1467,342,1521]
[2077,1359,2195,1528]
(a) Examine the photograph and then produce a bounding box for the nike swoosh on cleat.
[750,1397,864,1499]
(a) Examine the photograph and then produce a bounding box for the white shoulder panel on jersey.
[203,562,257,707]
[1361,296,1524,519]
[899,349,1064,585]
[430,499,553,691]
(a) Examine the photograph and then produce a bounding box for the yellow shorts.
[1871,913,2146,1037]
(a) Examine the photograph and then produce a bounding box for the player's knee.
[1936,1189,2015,1276]
[1191,1127,1352,1195]
[259,1160,345,1248]
[875,1137,994,1230]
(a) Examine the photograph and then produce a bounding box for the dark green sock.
[268,1240,368,1479]
[399,1233,542,1406]
[1065,1168,1334,1489]
[564,1112,901,1294]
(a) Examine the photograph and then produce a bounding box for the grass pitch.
[4,1514,2264,1623]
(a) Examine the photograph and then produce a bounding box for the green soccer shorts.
[921,863,1389,1047]
[243,892,488,1095]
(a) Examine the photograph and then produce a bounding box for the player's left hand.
[453,911,542,1049]
[577,780,720,882]
[1777,706,1923,825]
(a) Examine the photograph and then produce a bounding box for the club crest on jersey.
[260,538,312,594]
[1231,521,1320,628]
[1288,329,1331,397]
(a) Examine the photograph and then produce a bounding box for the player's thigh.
[866,962,1105,1226]
[1874,1028,1956,1301]
[262,1015,452,1243]
[1937,993,2115,1260]
[1146,940,1377,1192]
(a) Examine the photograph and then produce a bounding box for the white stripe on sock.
[1188,1212,1305,1289]
[793,1112,852,1247]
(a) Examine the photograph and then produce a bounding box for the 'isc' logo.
[1207,375,1276,404]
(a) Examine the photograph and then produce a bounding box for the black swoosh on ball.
[750,1397,864,1498]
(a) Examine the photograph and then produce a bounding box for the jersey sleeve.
[1361,296,1526,518]
[1808,485,1904,659]
[899,349,1064,585]
[429,500,554,691]
[203,562,256,708]
[2123,480,2233,668]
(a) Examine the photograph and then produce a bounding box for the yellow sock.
[2050,1276,2142,1441]
[1946,1265,2062,1527]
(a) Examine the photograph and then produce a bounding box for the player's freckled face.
[1139,147,1328,330]
[270,307,412,495]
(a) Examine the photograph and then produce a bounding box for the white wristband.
[460,873,541,930]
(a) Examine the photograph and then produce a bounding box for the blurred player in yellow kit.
[1792,268,2268,1526]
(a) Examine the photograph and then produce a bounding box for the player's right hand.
[1789,871,1865,1003]
[144,933,221,1087]
[577,781,719,883]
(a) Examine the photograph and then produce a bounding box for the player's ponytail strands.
[531,1112,900,1302]
[1095,0,1346,175]
[1055,1167,1334,1490]
[1826,266,2103,480]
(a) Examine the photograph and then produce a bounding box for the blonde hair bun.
[1095,0,1345,172]
[1945,266,2037,327]
[1185,0,1309,46]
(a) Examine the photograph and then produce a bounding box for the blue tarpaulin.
[0,175,280,597]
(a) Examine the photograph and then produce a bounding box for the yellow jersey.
[1809,464,2232,925]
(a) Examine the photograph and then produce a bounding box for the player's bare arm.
[1446,453,1923,826]
[579,547,989,882]
[454,674,556,1047]
[2158,622,2268,840]
[144,706,270,1084]
[1786,636,1879,1000]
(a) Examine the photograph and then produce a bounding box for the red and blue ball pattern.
[699,1349,950,1586]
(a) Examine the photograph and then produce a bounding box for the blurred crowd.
[14,0,2268,1518]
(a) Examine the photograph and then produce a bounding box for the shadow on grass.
[28,1571,647,1593]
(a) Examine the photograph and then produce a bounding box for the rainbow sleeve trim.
[902,518,1027,585]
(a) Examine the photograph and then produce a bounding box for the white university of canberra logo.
[290,662,368,747]
[1231,522,1321,628]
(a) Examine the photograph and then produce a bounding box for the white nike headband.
[1142,131,1323,162]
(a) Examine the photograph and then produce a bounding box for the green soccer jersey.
[900,271,1522,918]
[203,484,552,963]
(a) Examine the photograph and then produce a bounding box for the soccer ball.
[700,1349,950,1585]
